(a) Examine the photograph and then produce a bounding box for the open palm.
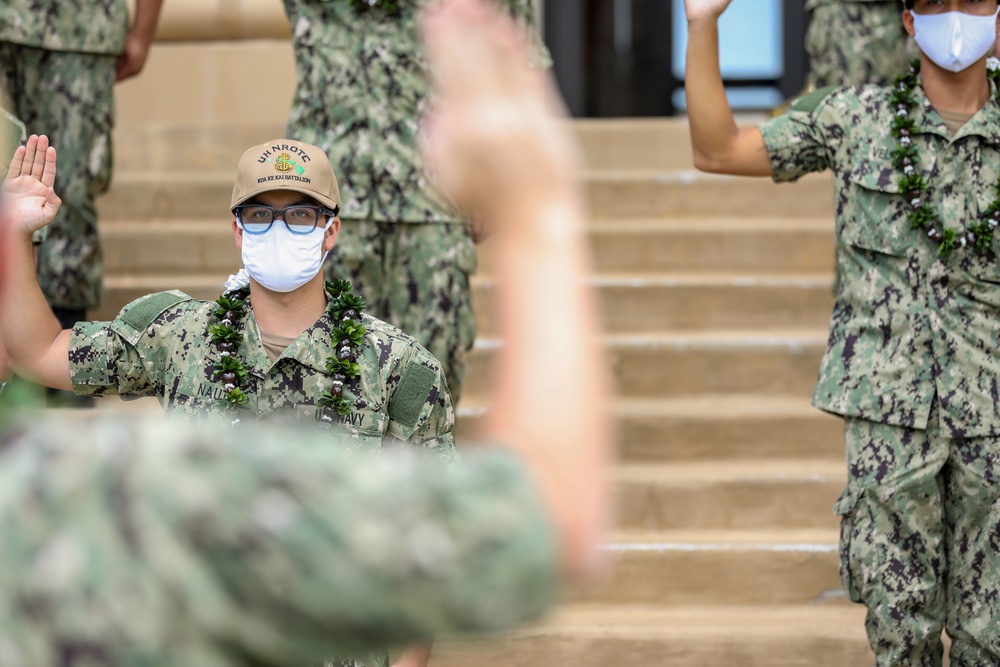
[684,0,735,21]
[2,134,61,234]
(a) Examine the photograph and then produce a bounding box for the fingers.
[41,146,57,189]
[6,145,25,180]
[29,134,49,180]
[4,135,57,187]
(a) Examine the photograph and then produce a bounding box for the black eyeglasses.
[234,204,339,235]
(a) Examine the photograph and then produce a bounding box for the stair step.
[615,461,843,530]
[478,216,836,274]
[96,170,836,221]
[581,530,843,606]
[463,332,827,399]
[457,396,844,461]
[473,272,834,335]
[432,604,872,667]
[585,170,834,218]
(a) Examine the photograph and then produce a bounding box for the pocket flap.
[832,486,861,517]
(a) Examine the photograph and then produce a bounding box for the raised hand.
[2,134,61,235]
[684,0,736,22]
[419,0,581,222]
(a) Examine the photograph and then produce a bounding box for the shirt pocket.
[841,165,914,258]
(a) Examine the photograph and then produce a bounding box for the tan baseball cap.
[230,138,341,212]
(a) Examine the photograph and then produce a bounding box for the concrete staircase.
[89,37,873,667]
[94,119,871,666]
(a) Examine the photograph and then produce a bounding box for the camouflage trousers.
[836,408,1000,666]
[806,2,913,89]
[0,42,114,311]
[326,220,477,405]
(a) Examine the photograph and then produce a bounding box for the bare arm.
[0,135,73,390]
[116,0,165,81]
[422,0,612,582]
[684,0,772,176]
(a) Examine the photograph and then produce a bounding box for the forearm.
[487,190,611,581]
[685,16,740,169]
[0,229,68,387]
[131,0,164,43]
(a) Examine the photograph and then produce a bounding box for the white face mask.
[912,8,1000,73]
[239,218,333,293]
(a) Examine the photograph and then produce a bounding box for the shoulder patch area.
[790,86,838,114]
[388,361,437,428]
[120,291,192,332]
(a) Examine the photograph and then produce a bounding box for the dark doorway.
[543,0,808,118]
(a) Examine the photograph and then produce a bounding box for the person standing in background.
[0,0,164,405]
[806,0,913,89]
[686,0,1000,663]
[282,0,548,407]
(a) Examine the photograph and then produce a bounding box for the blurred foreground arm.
[422,0,612,581]
[684,0,772,176]
[0,135,72,389]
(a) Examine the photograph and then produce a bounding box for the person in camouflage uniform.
[0,3,612,660]
[3,135,458,453]
[3,135,457,667]
[0,0,163,326]
[806,0,913,89]
[685,0,1000,664]
[282,0,548,406]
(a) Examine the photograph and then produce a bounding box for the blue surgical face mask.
[912,8,1000,73]
[239,218,333,293]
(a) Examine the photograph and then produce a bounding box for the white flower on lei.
[224,268,251,293]
[988,57,1000,73]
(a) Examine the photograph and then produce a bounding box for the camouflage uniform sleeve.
[757,86,842,183]
[385,341,458,463]
[69,291,193,398]
[0,415,558,664]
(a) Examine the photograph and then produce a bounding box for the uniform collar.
[912,74,1000,144]
[244,299,338,378]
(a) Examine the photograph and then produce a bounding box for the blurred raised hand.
[420,0,581,224]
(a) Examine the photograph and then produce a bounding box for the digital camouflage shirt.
[68,290,457,459]
[0,0,128,55]
[760,78,1000,438]
[0,407,557,666]
[283,0,549,224]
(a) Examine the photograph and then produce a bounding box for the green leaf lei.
[349,0,402,16]
[892,59,1000,256]
[210,279,366,425]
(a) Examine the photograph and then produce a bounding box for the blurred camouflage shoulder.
[0,413,558,664]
